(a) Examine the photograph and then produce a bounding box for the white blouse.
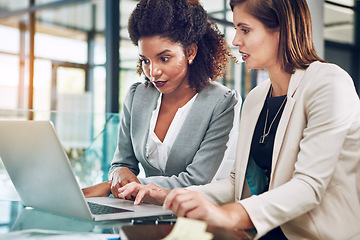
[146,93,198,172]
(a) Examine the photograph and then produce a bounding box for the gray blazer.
[109,81,238,189]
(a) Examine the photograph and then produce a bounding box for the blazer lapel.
[165,89,209,175]
[131,85,159,161]
[236,81,270,200]
[165,82,229,175]
[269,69,305,187]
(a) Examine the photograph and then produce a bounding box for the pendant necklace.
[259,87,287,144]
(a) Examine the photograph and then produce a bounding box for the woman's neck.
[162,84,197,109]
[268,68,291,97]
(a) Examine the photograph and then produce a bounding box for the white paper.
[162,217,213,240]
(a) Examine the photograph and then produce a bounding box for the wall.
[307,0,325,58]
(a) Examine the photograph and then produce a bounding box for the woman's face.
[138,36,190,95]
[232,3,280,72]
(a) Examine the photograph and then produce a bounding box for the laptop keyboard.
[88,201,133,215]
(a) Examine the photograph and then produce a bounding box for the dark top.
[250,92,287,186]
[249,89,288,240]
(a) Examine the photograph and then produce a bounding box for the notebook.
[0,120,172,221]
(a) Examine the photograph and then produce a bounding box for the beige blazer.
[190,61,360,239]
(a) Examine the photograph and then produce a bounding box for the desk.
[0,200,169,234]
[0,200,120,234]
[0,200,254,239]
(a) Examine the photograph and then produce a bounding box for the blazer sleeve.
[187,170,236,205]
[139,89,239,189]
[108,82,141,179]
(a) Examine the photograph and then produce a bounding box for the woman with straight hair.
[118,0,360,239]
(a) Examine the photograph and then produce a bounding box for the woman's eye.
[140,59,149,64]
[161,57,170,62]
[242,29,249,34]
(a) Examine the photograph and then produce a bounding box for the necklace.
[259,87,287,144]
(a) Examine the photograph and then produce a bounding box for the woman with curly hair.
[82,0,239,198]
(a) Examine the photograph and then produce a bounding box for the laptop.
[0,120,172,221]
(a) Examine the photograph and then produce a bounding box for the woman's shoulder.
[128,82,144,93]
[197,81,239,110]
[306,61,350,76]
[302,61,355,93]
[201,81,237,99]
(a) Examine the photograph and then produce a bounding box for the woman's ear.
[186,43,198,63]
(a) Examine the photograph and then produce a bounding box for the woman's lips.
[153,81,167,88]
[241,53,250,61]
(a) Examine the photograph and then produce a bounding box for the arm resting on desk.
[82,180,112,198]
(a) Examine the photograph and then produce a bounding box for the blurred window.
[324,2,355,44]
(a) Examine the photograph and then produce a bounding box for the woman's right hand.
[110,167,140,198]
[118,182,170,206]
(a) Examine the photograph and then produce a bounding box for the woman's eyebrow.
[139,49,171,58]
[235,22,248,27]
[156,49,171,56]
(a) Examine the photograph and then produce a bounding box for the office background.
[0,0,359,115]
[0,0,359,233]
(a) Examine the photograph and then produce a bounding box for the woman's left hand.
[163,188,254,230]
[82,180,112,198]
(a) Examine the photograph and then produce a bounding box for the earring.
[188,59,193,65]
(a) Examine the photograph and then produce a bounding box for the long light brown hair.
[230,0,326,74]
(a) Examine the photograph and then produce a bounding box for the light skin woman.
[117,0,360,239]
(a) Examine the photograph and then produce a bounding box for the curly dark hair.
[128,0,233,92]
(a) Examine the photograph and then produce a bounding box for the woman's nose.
[150,63,162,78]
[232,34,243,48]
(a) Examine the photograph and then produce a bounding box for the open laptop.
[0,120,172,221]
